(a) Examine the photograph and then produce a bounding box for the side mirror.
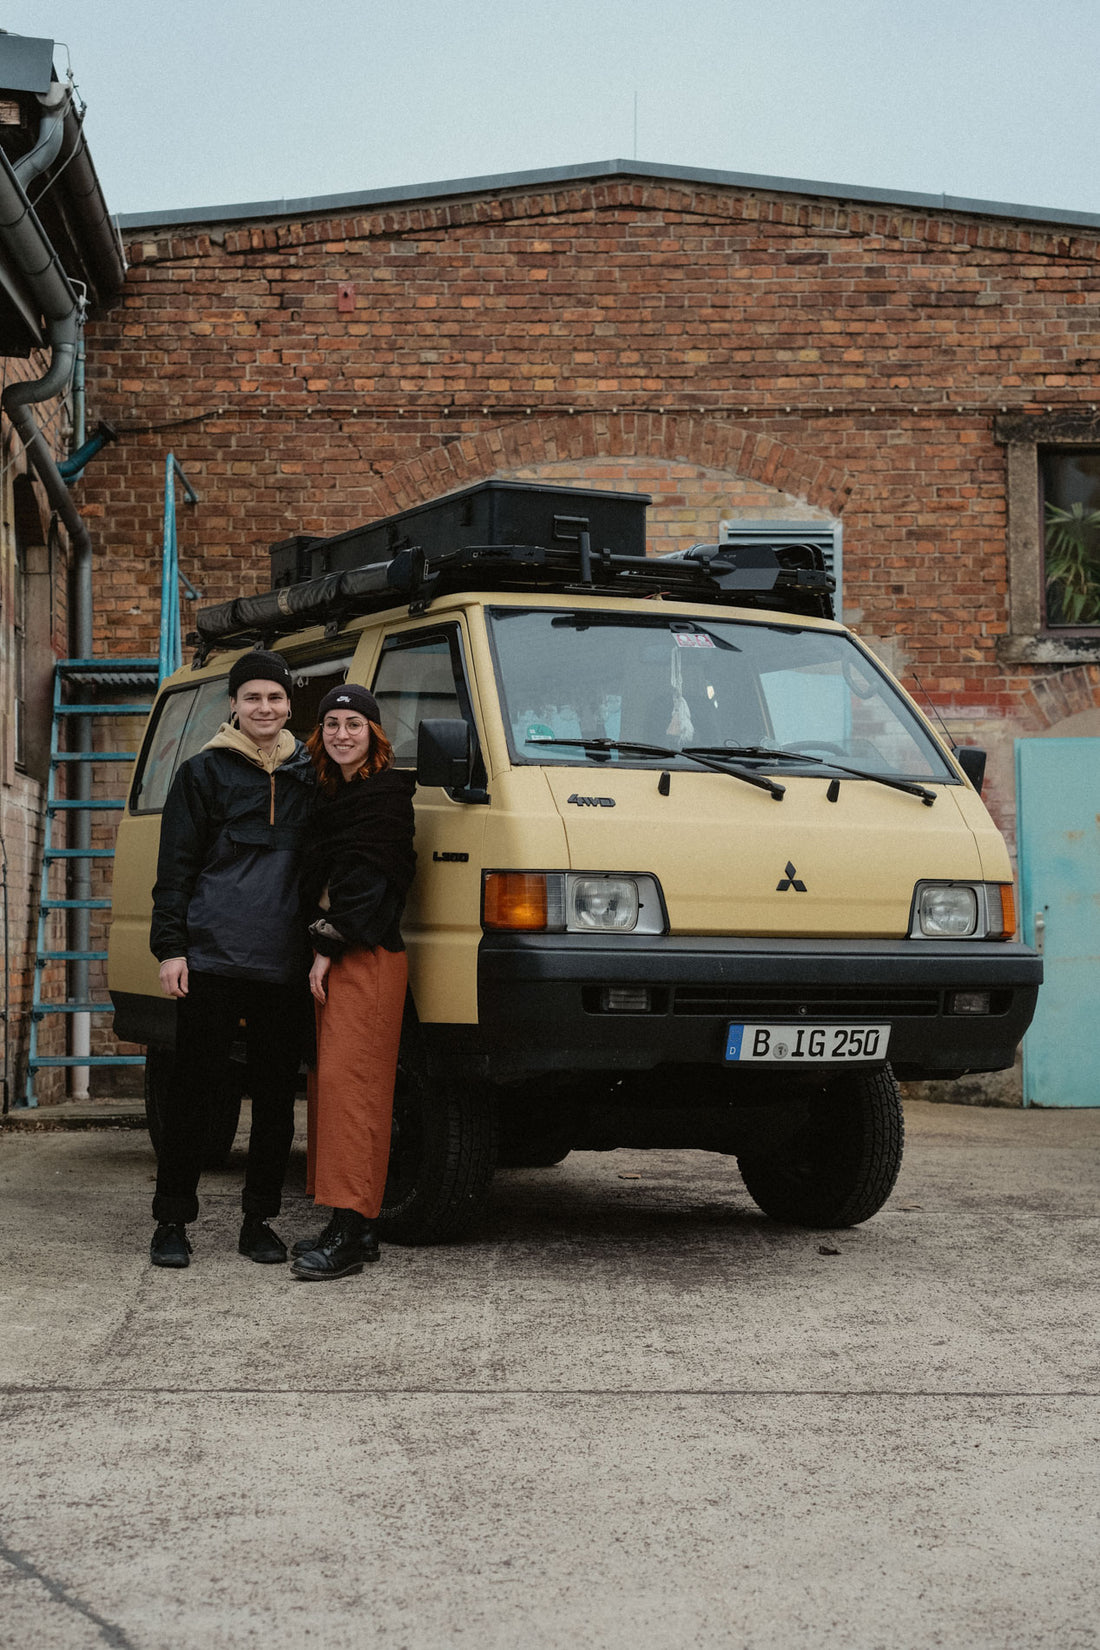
[417,718,473,790]
[955,745,987,794]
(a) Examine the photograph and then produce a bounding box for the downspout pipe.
[14,75,125,310]
[13,78,71,192]
[0,146,94,1095]
[0,149,90,648]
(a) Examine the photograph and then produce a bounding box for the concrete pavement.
[1,1099,1098,1649]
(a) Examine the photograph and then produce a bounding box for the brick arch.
[364,413,853,524]
[1026,665,1100,729]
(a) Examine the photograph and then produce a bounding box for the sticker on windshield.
[526,722,556,741]
[674,633,715,648]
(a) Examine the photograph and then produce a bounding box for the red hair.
[307,719,395,796]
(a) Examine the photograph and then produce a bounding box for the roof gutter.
[51,93,127,306]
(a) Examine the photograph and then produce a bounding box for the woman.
[149,649,314,1269]
[291,683,417,1281]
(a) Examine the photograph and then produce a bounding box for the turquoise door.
[1017,738,1100,1107]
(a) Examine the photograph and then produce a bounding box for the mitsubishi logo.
[776,861,807,892]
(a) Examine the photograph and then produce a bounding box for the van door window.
[372,628,482,774]
[286,655,354,738]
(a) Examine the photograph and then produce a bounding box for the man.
[148,650,314,1268]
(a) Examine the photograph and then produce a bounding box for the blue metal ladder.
[23,658,157,1104]
[20,452,199,1108]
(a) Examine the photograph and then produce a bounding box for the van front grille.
[671,985,942,1018]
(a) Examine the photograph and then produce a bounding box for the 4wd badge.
[567,794,616,808]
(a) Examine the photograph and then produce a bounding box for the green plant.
[1044,500,1100,625]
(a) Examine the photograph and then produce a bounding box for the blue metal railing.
[159,453,200,681]
[19,452,200,1106]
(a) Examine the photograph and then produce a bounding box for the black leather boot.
[289,1209,379,1281]
[291,1216,337,1258]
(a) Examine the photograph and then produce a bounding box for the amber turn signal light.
[483,872,548,931]
[997,883,1017,940]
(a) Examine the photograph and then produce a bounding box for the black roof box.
[275,480,650,581]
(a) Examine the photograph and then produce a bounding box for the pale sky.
[2,0,1097,223]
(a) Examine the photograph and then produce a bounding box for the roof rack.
[192,541,835,660]
[191,486,835,662]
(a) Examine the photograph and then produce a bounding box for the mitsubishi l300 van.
[108,482,1041,1242]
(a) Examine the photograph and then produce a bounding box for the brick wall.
[77,177,1100,836]
[2,384,72,1104]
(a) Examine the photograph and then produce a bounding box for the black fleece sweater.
[300,766,417,957]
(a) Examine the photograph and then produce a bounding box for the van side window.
[172,678,235,772]
[131,679,229,813]
[131,688,196,813]
[372,629,478,769]
[131,653,354,814]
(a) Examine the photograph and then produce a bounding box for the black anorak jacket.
[151,723,314,983]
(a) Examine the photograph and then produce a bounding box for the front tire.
[737,1065,904,1227]
[379,1035,498,1245]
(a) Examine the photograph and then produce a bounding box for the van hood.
[540,765,983,938]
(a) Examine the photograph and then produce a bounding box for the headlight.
[909,882,1016,940]
[483,873,666,934]
[568,877,638,931]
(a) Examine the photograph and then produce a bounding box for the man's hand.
[159,958,189,998]
[309,952,331,1005]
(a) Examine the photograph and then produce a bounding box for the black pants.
[152,971,306,1226]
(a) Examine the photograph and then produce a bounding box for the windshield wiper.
[525,735,785,799]
[683,745,937,806]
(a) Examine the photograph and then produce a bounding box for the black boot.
[238,1214,288,1264]
[289,1209,379,1281]
[291,1215,337,1258]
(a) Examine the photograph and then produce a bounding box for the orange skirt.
[306,945,407,1220]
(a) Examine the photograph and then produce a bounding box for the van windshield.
[486,608,955,783]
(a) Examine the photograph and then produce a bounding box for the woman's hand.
[159,958,189,998]
[309,952,331,1004]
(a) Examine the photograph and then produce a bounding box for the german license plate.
[725,1023,891,1063]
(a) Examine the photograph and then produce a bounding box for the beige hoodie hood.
[203,722,299,774]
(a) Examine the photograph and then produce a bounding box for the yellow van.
[108,482,1041,1242]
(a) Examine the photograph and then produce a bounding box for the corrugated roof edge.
[115,157,1100,234]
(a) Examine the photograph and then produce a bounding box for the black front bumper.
[473,934,1042,1081]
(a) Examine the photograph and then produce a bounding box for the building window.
[996,415,1100,665]
[1040,448,1100,629]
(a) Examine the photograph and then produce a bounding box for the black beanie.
[318,683,381,724]
[228,650,293,698]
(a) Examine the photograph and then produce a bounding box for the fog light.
[949,991,991,1015]
[602,986,652,1013]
